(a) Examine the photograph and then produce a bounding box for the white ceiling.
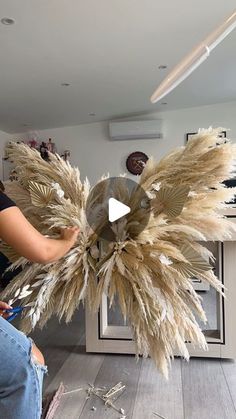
[0,0,236,133]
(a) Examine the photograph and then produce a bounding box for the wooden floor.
[30,307,236,419]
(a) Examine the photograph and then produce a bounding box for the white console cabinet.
[86,212,236,359]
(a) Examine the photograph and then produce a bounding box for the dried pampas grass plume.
[1,127,236,377]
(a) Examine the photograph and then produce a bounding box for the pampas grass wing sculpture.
[1,127,236,377]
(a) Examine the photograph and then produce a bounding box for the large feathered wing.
[1,127,236,378]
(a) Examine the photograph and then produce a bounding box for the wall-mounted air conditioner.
[109,119,163,140]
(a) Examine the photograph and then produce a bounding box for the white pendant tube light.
[150,10,236,104]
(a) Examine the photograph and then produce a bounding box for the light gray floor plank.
[23,304,236,419]
[42,337,85,389]
[46,348,104,419]
[79,354,142,418]
[182,359,236,419]
[132,358,184,419]
[30,306,86,389]
[221,360,236,411]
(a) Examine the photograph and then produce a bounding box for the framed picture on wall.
[186,130,227,142]
[186,132,197,142]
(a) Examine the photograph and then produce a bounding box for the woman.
[0,190,79,419]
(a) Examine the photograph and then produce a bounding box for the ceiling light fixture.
[1,17,15,25]
[161,102,168,105]
[158,65,167,70]
[61,83,70,87]
[88,112,96,116]
[151,10,236,103]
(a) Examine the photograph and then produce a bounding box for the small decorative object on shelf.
[61,149,70,161]
[39,142,49,161]
[126,151,148,175]
[9,169,18,182]
[28,138,38,149]
[47,138,56,154]
[27,131,39,149]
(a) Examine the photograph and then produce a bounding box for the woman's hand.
[0,301,12,319]
[60,226,80,246]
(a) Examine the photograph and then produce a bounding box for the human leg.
[0,316,47,419]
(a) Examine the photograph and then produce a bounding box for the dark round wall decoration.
[126,151,149,175]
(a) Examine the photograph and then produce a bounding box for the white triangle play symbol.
[108,198,131,222]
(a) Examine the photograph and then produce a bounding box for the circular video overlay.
[85,177,151,242]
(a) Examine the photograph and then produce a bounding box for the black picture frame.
[186,132,197,142]
[186,130,235,203]
[186,130,227,142]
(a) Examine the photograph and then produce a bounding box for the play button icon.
[85,176,150,242]
[108,198,131,222]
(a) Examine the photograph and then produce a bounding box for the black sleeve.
[0,192,16,212]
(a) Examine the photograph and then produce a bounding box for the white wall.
[0,101,234,185]
[0,130,6,165]
[0,131,25,180]
[0,130,12,180]
[23,101,236,185]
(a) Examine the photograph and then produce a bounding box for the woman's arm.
[0,206,79,264]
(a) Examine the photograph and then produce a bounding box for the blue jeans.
[0,316,47,419]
